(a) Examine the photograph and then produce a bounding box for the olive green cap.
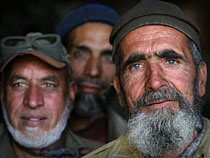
[110,0,201,56]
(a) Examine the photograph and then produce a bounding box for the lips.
[25,118,42,121]
[21,114,47,127]
[145,99,178,109]
[140,99,179,114]
[78,82,102,93]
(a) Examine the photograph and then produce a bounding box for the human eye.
[159,50,182,66]
[41,76,59,91]
[166,58,178,65]
[132,63,142,70]
[11,82,27,91]
[128,62,145,74]
[40,82,57,92]
[75,51,85,57]
[42,82,57,89]
[101,51,112,63]
[46,82,56,87]
[73,50,88,59]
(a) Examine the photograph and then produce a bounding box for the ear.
[113,76,125,107]
[68,80,77,109]
[198,61,207,97]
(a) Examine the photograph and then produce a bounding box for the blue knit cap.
[55,3,120,40]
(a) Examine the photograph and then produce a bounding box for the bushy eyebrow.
[123,53,145,72]
[157,49,184,60]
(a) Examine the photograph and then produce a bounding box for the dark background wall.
[0,0,210,119]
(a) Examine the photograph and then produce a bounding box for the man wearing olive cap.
[0,32,103,158]
[83,0,210,157]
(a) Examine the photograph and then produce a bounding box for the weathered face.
[114,25,207,114]
[67,22,115,95]
[3,56,75,137]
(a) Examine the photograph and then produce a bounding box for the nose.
[84,56,101,78]
[145,63,168,91]
[24,84,44,109]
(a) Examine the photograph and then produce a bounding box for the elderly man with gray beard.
[83,0,210,158]
[0,32,103,158]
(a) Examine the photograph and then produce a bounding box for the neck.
[69,113,104,132]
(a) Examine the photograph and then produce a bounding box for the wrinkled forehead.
[119,25,190,60]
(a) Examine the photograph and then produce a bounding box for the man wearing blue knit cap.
[56,3,126,146]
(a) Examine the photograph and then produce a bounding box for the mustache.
[74,77,109,89]
[135,87,188,110]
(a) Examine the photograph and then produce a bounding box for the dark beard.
[72,77,112,117]
[72,92,106,117]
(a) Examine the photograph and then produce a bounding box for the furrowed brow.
[123,53,145,72]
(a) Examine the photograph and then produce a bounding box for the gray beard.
[1,98,71,149]
[128,88,201,157]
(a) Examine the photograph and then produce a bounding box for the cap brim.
[0,49,66,71]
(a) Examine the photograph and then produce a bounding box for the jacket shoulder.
[193,118,210,157]
[82,132,142,158]
[82,140,115,158]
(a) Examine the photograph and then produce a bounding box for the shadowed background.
[0,0,209,119]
